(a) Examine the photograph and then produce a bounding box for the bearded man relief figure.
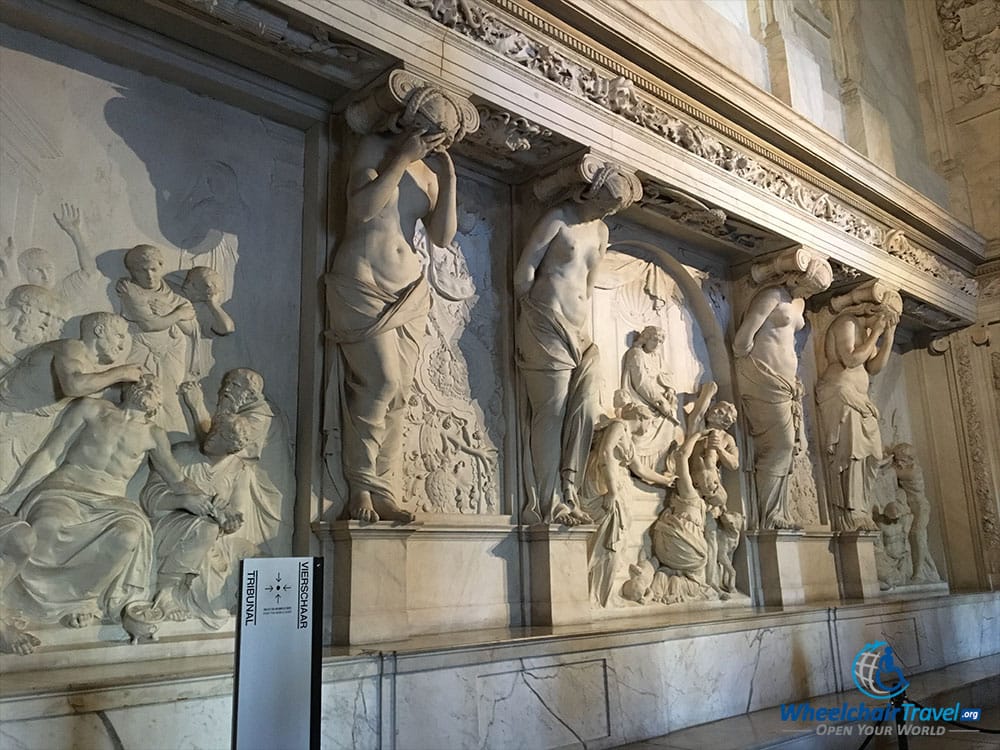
[326,73,479,523]
[515,158,642,526]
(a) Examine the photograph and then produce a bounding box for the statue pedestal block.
[318,516,520,645]
[328,521,417,645]
[747,530,840,606]
[835,531,881,601]
[524,524,593,627]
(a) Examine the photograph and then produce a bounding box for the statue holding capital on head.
[514,158,642,526]
[326,71,479,524]
[816,281,901,532]
[733,248,832,530]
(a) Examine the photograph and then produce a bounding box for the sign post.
[232,556,322,750]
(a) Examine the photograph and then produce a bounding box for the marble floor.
[616,654,1000,750]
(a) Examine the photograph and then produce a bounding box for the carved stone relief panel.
[582,220,748,609]
[935,0,1000,105]
[0,26,301,650]
[403,176,508,515]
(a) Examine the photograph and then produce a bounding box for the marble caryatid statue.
[734,247,832,530]
[327,71,478,524]
[581,402,676,607]
[816,281,901,531]
[181,368,293,555]
[886,443,940,583]
[515,157,642,525]
[1,376,205,628]
[141,413,251,627]
[116,244,199,432]
[0,509,38,654]
[0,285,64,370]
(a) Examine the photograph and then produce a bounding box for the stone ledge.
[2,590,991,720]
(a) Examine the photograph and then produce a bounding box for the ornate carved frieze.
[638,181,769,251]
[455,102,580,177]
[828,259,869,287]
[402,0,979,300]
[901,295,966,331]
[935,0,1000,105]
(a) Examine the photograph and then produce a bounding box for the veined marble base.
[0,618,235,674]
[524,524,593,627]
[835,531,881,600]
[1,593,996,750]
[746,530,840,606]
[318,516,520,645]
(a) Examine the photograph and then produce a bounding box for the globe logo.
[852,641,909,700]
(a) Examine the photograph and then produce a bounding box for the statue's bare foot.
[771,519,802,531]
[63,612,100,628]
[550,502,591,526]
[153,587,188,622]
[0,620,40,655]
[371,494,415,524]
[349,491,380,523]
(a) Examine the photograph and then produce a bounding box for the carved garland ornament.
[952,336,1000,571]
[403,0,978,298]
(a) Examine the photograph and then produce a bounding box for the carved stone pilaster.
[950,333,1000,582]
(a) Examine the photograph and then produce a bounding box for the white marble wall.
[2,594,997,750]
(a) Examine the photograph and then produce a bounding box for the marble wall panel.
[320,677,380,750]
[832,594,1000,690]
[0,714,118,750]
[0,24,304,424]
[620,0,771,91]
[856,0,949,205]
[405,527,521,633]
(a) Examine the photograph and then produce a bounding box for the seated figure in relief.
[1,376,205,627]
[873,501,911,590]
[581,402,676,607]
[514,164,642,525]
[617,325,683,472]
[141,413,251,627]
[181,368,292,556]
[0,285,64,372]
[327,85,474,524]
[116,244,199,432]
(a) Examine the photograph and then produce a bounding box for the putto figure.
[327,75,478,523]
[734,248,831,530]
[515,160,642,525]
[816,282,901,531]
